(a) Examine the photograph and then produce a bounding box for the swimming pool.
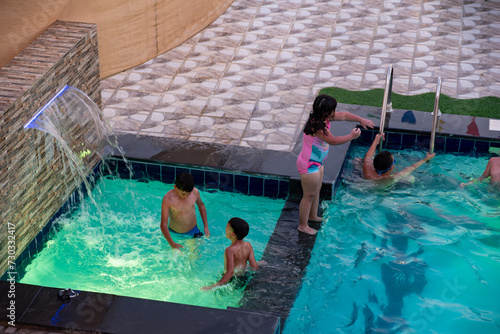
[284,146,500,333]
[18,168,286,310]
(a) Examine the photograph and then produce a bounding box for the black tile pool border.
[0,281,281,334]
[356,127,500,154]
[105,157,290,199]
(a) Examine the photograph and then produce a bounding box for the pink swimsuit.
[296,121,330,174]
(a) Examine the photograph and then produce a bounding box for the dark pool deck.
[0,281,280,334]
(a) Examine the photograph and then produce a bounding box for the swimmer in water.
[160,172,210,250]
[363,133,435,186]
[202,217,258,290]
[460,157,500,188]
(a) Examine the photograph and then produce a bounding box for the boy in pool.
[202,217,258,290]
[160,172,210,250]
[460,157,500,187]
[362,133,435,185]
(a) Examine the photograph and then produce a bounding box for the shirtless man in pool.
[160,172,210,250]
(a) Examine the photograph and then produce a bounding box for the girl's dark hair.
[228,217,249,240]
[303,94,337,136]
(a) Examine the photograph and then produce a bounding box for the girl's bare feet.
[298,225,318,235]
[308,217,325,223]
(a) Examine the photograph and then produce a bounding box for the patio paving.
[101,0,500,152]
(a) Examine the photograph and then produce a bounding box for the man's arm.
[160,196,183,250]
[363,133,383,180]
[332,111,375,129]
[194,188,210,237]
[393,152,435,182]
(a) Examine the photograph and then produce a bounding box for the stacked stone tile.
[0,21,101,275]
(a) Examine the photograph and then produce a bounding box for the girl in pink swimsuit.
[296,94,374,235]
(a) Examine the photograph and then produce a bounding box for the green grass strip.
[319,87,500,119]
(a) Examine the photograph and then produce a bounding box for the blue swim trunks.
[169,225,204,238]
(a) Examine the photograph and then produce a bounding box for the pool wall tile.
[190,169,206,188]
[42,222,52,240]
[35,233,44,253]
[359,129,374,143]
[402,133,417,146]
[433,136,446,152]
[205,171,220,190]
[386,132,402,148]
[460,139,475,152]
[131,161,147,180]
[28,242,36,258]
[414,134,430,149]
[176,167,191,177]
[219,173,235,192]
[474,140,490,153]
[146,163,162,182]
[161,165,176,183]
[235,175,250,195]
[264,179,279,198]
[103,158,290,200]
[278,181,289,199]
[445,138,461,152]
[249,177,264,197]
[490,141,500,150]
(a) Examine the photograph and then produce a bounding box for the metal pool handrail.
[379,65,393,152]
[429,76,442,154]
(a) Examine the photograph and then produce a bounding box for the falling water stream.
[24,85,129,203]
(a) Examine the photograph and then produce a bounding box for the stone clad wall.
[0,21,101,275]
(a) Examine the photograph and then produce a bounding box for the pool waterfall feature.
[23,85,125,203]
[0,21,101,278]
[2,84,110,276]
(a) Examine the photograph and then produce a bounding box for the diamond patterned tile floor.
[101,0,500,151]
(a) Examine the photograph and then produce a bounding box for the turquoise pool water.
[20,176,285,309]
[285,147,500,333]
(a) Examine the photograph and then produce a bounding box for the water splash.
[24,85,130,205]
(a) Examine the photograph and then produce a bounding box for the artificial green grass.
[319,87,500,119]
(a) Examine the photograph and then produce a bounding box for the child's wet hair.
[304,94,337,136]
[228,217,249,240]
[374,151,394,174]
[175,172,195,192]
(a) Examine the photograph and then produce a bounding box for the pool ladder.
[379,65,394,152]
[429,76,442,154]
[378,65,442,154]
